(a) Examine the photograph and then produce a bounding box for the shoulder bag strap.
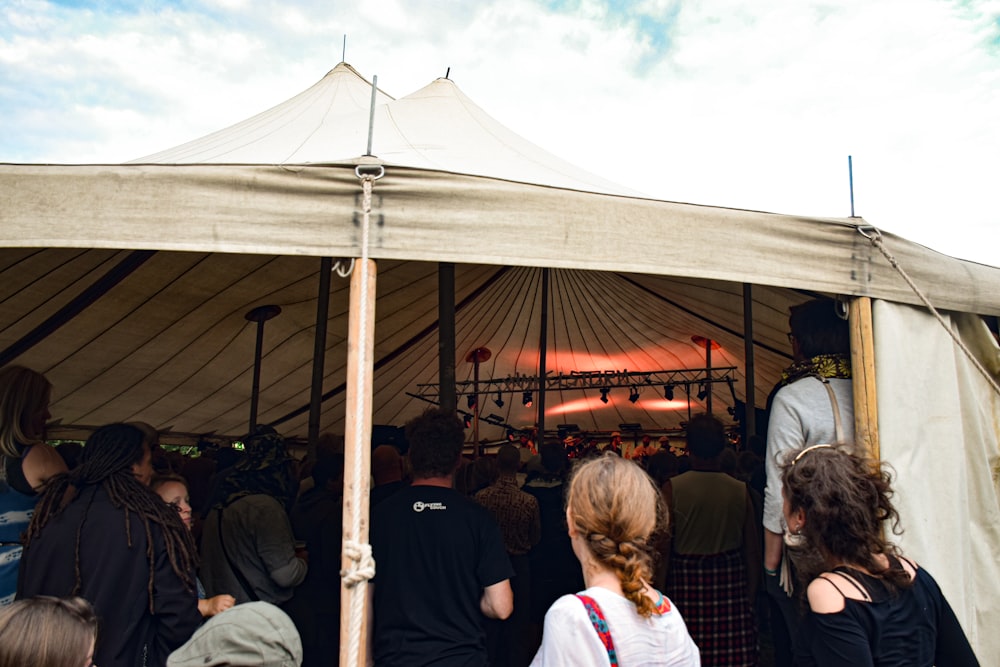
[816,376,845,443]
[216,505,259,601]
[576,594,618,666]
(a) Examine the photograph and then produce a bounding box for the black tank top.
[2,443,38,496]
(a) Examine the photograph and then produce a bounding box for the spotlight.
[664,384,675,401]
[522,391,533,408]
[628,386,640,403]
[466,394,477,409]
[600,387,610,404]
[493,391,504,408]
[697,383,708,400]
[463,413,473,428]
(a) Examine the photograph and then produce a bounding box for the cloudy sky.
[2,0,998,266]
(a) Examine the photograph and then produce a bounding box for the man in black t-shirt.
[369,409,514,667]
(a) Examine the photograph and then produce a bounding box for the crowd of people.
[0,296,981,667]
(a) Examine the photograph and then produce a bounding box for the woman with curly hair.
[17,422,202,667]
[782,444,978,666]
[530,454,700,666]
[0,595,98,667]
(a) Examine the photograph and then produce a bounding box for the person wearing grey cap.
[167,601,302,667]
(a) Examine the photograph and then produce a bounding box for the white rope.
[340,539,376,586]
[332,258,355,278]
[859,226,1000,396]
[343,167,381,667]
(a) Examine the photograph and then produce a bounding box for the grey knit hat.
[167,602,303,667]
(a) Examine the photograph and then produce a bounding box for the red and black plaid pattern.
[666,549,759,666]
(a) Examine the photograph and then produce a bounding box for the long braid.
[23,424,198,614]
[569,454,664,618]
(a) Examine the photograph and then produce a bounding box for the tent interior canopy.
[2,61,999,443]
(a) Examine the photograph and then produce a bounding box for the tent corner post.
[849,296,879,460]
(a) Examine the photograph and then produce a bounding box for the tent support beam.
[537,268,549,443]
[339,258,376,667]
[307,257,333,460]
[438,262,457,415]
[742,283,757,438]
[849,297,879,458]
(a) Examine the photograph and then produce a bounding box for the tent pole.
[307,257,333,461]
[849,297,879,459]
[537,268,549,446]
[705,341,713,414]
[742,283,757,439]
[245,304,281,432]
[439,262,457,415]
[341,167,380,667]
[339,258,376,667]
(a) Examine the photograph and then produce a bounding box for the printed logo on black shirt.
[412,501,447,512]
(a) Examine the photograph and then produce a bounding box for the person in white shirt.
[530,454,700,667]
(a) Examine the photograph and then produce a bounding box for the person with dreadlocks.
[17,422,201,667]
[199,425,306,607]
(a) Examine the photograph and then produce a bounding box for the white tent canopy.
[1,61,999,659]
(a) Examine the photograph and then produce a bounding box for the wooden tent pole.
[339,257,376,666]
[340,166,381,667]
[849,297,879,459]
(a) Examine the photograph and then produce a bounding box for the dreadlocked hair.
[24,423,198,614]
[567,453,666,617]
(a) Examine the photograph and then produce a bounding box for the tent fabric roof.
[130,62,637,196]
[129,63,395,165]
[2,162,999,317]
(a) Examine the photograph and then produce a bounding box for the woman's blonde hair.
[567,453,666,617]
[0,365,52,459]
[0,596,97,667]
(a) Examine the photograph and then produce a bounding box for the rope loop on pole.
[856,225,1000,396]
[332,258,356,278]
[340,539,376,587]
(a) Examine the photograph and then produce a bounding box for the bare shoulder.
[22,442,68,489]
[807,575,848,614]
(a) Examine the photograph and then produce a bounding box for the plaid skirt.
[665,548,759,666]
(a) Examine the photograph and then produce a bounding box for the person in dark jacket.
[288,455,344,667]
[199,426,306,606]
[18,423,201,667]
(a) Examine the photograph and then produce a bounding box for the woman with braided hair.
[17,422,202,667]
[530,454,700,666]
